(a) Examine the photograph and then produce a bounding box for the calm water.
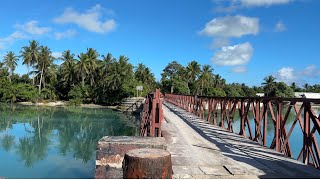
[211,105,320,159]
[0,104,139,179]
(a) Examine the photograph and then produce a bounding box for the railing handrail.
[165,93,320,169]
[165,93,320,103]
[140,89,164,137]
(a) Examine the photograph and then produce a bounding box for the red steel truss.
[165,94,320,169]
[140,89,164,137]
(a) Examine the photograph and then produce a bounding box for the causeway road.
[161,101,320,179]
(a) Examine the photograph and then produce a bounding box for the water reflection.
[2,134,15,152]
[0,104,138,178]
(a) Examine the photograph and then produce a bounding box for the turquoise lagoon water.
[211,105,320,159]
[0,104,139,178]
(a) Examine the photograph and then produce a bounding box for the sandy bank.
[16,101,117,109]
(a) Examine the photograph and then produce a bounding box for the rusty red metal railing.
[140,89,164,137]
[165,94,320,169]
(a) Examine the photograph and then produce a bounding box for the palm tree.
[85,48,99,86]
[144,67,156,86]
[290,82,297,92]
[186,61,201,94]
[75,53,89,87]
[262,75,277,97]
[36,46,54,93]
[61,50,74,62]
[303,83,310,92]
[186,61,201,83]
[135,63,147,82]
[105,56,132,90]
[20,40,40,85]
[60,50,76,86]
[3,51,18,82]
[100,53,114,80]
[197,65,214,95]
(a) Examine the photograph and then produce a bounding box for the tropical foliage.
[1,40,319,103]
[0,40,156,104]
[160,61,313,98]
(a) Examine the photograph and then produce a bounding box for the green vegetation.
[1,40,319,102]
[0,40,156,104]
[160,61,319,97]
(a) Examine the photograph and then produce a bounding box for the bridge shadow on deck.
[164,102,320,179]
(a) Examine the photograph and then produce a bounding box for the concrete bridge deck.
[162,101,320,179]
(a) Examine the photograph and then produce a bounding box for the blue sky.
[0,0,319,87]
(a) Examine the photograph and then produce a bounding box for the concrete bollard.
[122,148,172,179]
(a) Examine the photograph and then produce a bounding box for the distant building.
[256,93,264,97]
[294,92,320,99]
[255,92,320,99]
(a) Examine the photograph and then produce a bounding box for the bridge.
[96,89,320,178]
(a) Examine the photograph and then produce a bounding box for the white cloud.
[52,52,62,59]
[54,29,77,40]
[15,20,51,35]
[274,65,320,84]
[274,21,286,32]
[231,66,247,73]
[53,4,116,34]
[212,42,253,66]
[213,0,293,12]
[275,67,296,84]
[240,0,292,7]
[200,15,259,38]
[200,15,258,70]
[0,31,27,50]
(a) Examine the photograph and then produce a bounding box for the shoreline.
[16,101,119,109]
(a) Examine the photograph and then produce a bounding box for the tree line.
[0,40,156,104]
[160,61,320,97]
[1,40,319,104]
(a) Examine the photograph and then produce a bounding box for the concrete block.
[95,136,166,179]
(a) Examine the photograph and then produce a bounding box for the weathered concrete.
[123,148,172,178]
[95,136,166,179]
[162,101,320,179]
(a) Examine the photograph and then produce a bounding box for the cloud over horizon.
[274,65,320,85]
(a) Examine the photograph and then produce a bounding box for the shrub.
[209,88,226,97]
[67,98,82,106]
